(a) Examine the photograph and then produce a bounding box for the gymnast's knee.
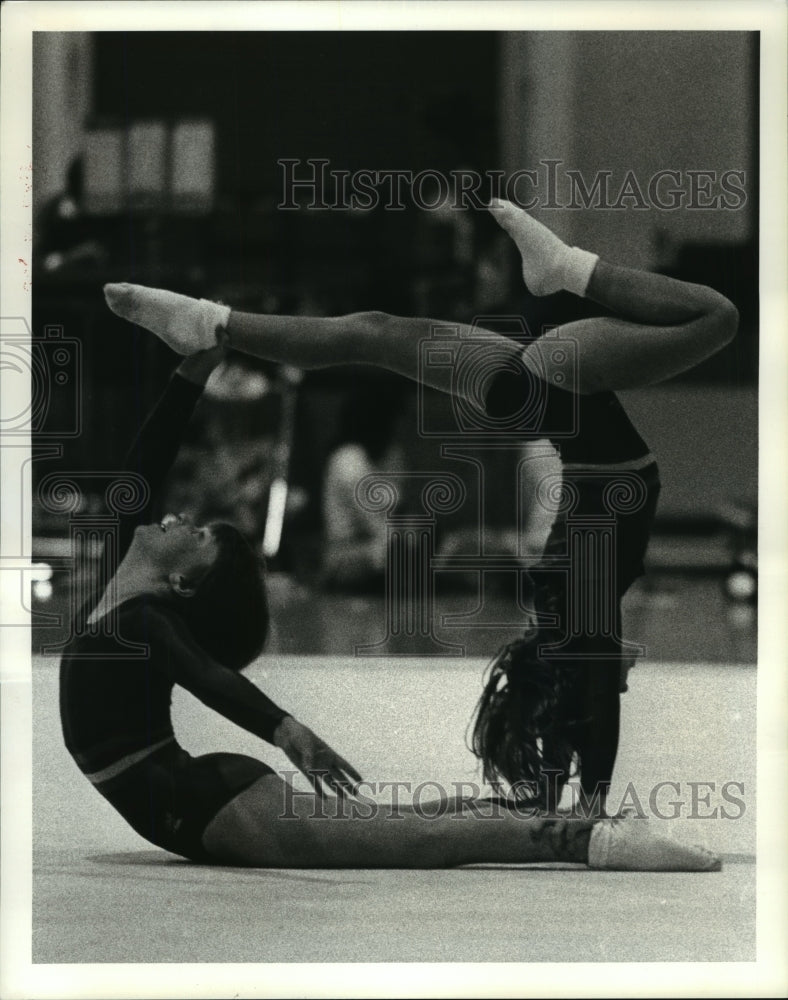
[712,298,739,347]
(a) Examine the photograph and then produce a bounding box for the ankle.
[558,247,600,298]
[569,822,594,863]
[200,299,231,343]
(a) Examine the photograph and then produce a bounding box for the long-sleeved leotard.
[59,372,286,861]
[485,363,660,804]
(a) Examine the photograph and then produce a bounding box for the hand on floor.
[273,716,363,800]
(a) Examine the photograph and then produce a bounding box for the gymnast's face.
[134,512,220,590]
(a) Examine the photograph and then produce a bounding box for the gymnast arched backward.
[62,201,735,869]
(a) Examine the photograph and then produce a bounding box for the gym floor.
[30,572,756,966]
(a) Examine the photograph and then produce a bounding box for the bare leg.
[524,262,739,394]
[102,281,524,403]
[105,204,737,398]
[201,772,592,868]
[227,309,522,404]
[487,201,739,393]
[200,772,721,870]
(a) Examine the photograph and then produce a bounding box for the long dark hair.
[470,634,577,810]
[176,522,269,670]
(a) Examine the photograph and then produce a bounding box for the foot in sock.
[104,284,230,355]
[488,199,599,298]
[587,816,721,872]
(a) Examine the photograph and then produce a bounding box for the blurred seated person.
[321,381,406,590]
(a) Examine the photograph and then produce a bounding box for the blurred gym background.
[29,31,757,661]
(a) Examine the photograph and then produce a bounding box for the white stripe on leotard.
[84,735,176,785]
[562,452,657,472]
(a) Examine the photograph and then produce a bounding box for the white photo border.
[1,2,786,997]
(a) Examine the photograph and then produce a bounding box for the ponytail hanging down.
[470,636,576,811]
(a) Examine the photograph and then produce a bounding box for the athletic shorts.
[91,743,275,862]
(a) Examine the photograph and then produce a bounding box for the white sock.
[488,199,599,297]
[103,284,230,355]
[588,818,721,872]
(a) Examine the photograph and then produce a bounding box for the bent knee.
[715,299,739,345]
[695,298,739,362]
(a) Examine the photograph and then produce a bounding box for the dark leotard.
[59,374,285,861]
[485,364,661,801]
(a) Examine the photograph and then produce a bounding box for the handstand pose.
[67,201,735,868]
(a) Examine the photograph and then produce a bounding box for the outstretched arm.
[117,342,225,560]
[144,605,362,797]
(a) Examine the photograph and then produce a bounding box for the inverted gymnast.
[60,201,735,869]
